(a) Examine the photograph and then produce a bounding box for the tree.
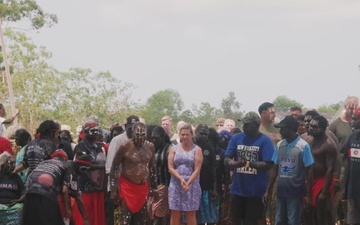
[0,30,136,133]
[139,89,184,126]
[191,102,222,127]
[273,95,303,112]
[317,102,342,113]
[220,91,244,126]
[0,0,57,29]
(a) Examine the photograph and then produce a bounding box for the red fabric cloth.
[119,175,149,214]
[311,176,334,206]
[72,192,106,225]
[0,136,13,155]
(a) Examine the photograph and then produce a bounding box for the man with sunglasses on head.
[110,121,158,225]
[73,118,106,225]
[302,115,337,225]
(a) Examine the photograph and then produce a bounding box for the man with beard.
[225,112,274,225]
[341,107,360,225]
[194,124,218,225]
[303,115,337,225]
[109,122,158,225]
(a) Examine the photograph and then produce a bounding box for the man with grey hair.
[225,112,275,225]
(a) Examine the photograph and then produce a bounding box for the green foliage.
[139,89,184,126]
[0,0,57,29]
[191,102,223,127]
[317,102,342,113]
[0,30,135,133]
[273,95,303,112]
[220,91,244,127]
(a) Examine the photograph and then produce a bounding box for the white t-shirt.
[0,117,7,138]
[105,132,129,191]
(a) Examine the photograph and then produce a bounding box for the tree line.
[0,0,342,134]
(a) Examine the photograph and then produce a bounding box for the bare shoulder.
[195,145,203,154]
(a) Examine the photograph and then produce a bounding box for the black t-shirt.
[343,131,360,199]
[23,138,57,174]
[25,158,70,203]
[0,173,25,204]
[196,141,216,191]
[75,140,106,193]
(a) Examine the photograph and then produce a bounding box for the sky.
[21,0,360,112]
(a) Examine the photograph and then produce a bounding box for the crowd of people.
[0,96,359,225]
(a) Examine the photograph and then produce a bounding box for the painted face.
[304,115,312,132]
[308,119,322,137]
[132,124,146,146]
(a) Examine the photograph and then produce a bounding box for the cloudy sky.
[24,0,360,112]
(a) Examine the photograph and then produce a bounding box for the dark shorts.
[229,194,265,221]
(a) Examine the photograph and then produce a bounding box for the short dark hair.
[304,110,320,118]
[37,120,60,138]
[296,115,305,122]
[290,106,302,112]
[312,115,328,129]
[258,102,274,114]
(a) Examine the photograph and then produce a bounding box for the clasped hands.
[181,179,191,192]
[229,157,247,168]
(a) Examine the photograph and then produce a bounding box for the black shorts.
[229,194,265,221]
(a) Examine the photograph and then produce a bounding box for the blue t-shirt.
[272,135,314,198]
[225,132,274,197]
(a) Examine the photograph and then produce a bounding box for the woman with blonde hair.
[168,123,203,225]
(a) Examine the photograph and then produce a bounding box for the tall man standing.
[109,122,158,225]
[303,115,338,225]
[258,102,281,146]
[341,107,360,225]
[225,112,274,225]
[263,116,314,225]
[105,115,139,225]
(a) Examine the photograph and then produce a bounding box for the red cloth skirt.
[72,192,106,225]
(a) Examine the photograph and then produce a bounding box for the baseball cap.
[275,115,299,129]
[219,130,232,140]
[126,115,140,126]
[241,112,261,125]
